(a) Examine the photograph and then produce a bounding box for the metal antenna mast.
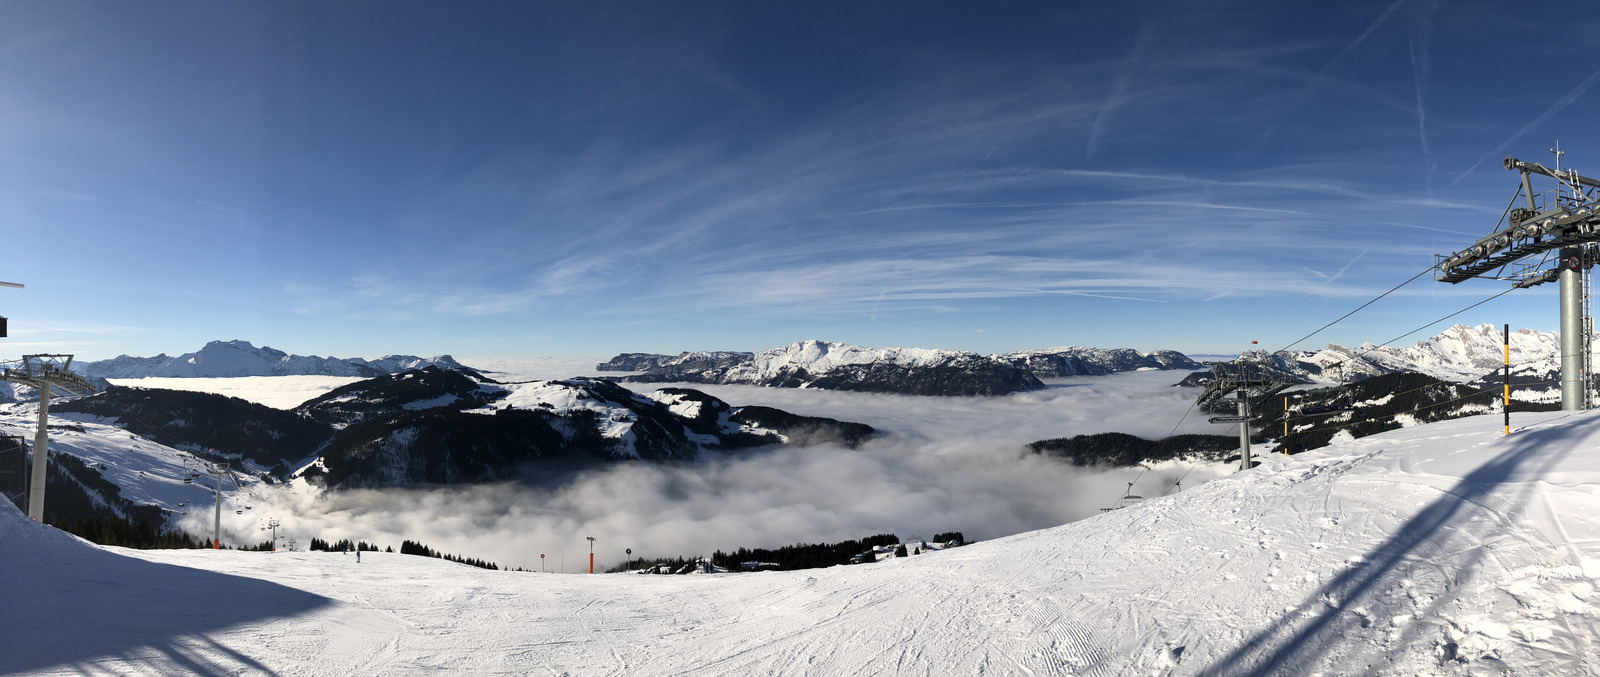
[1435,152,1600,411]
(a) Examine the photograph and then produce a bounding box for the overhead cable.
[1274,263,1438,354]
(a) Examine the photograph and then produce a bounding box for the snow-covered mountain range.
[73,340,470,380]
[588,325,1590,400]
[611,341,1043,396]
[1247,323,1569,385]
[600,340,1200,396]
[1003,346,1198,377]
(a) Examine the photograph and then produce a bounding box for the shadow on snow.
[1196,413,1590,676]
[0,524,332,675]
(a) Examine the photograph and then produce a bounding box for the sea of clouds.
[178,368,1237,571]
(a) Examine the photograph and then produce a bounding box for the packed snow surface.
[6,410,1599,675]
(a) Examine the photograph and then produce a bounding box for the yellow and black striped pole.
[1504,323,1511,435]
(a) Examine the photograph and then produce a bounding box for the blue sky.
[4,1,1600,361]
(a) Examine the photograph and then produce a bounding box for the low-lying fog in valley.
[155,365,1236,572]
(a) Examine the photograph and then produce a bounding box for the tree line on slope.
[605,556,704,574]
[51,514,272,550]
[1028,433,1238,466]
[308,537,385,553]
[1258,371,1560,454]
[1029,371,1566,469]
[708,533,904,571]
[398,539,504,571]
[614,533,914,574]
[308,536,513,571]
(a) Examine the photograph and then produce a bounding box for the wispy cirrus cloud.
[1451,63,1600,185]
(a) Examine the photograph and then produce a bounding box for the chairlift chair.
[1294,393,1356,417]
[1298,403,1355,416]
[1099,482,1145,512]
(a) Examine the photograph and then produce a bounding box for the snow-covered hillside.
[6,410,1597,675]
[0,406,271,524]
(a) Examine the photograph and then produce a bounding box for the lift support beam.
[1434,154,1600,411]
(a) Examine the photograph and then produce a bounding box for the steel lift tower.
[0,355,100,520]
[1,281,102,520]
[1435,148,1600,410]
[1,358,100,521]
[1195,360,1293,471]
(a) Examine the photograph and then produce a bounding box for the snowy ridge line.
[602,339,1199,396]
[1246,323,1574,386]
[1316,296,1513,375]
[70,340,470,380]
[603,340,1196,375]
[601,323,1565,395]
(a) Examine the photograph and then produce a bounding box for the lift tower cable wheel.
[1435,147,1600,411]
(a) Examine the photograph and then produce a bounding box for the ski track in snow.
[6,410,1600,675]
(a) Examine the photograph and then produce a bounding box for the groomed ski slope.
[4,411,1599,675]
